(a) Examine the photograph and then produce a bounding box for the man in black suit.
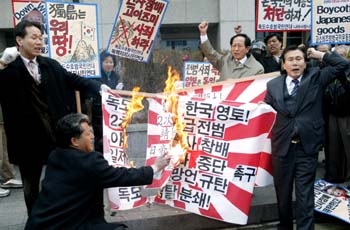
[0,20,109,215]
[25,113,171,229]
[264,45,348,230]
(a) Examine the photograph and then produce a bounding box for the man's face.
[75,122,95,153]
[16,26,43,59]
[327,187,345,197]
[335,48,349,60]
[266,36,282,55]
[282,50,306,79]
[231,36,249,61]
[316,44,330,53]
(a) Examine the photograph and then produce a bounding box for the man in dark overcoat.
[0,20,108,215]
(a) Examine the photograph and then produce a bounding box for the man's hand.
[234,25,242,34]
[307,48,325,61]
[151,152,171,173]
[0,47,19,66]
[198,21,208,36]
[99,84,111,95]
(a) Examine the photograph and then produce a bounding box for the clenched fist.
[0,47,19,65]
[198,21,208,36]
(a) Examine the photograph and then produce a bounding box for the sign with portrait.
[314,179,350,223]
[12,0,48,55]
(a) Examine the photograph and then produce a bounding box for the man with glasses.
[198,21,264,81]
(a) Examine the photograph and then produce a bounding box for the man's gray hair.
[55,113,90,148]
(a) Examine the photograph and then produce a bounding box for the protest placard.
[183,62,221,88]
[12,0,48,55]
[46,0,100,78]
[256,0,311,32]
[107,0,168,63]
[311,0,350,45]
[314,179,350,224]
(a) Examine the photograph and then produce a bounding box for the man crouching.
[26,113,171,230]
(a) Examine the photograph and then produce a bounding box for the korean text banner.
[107,0,168,63]
[184,62,221,88]
[311,0,350,45]
[314,179,350,224]
[148,98,276,224]
[147,74,277,224]
[46,1,101,78]
[176,72,280,187]
[101,91,148,210]
[12,0,48,55]
[101,72,279,221]
[256,0,311,32]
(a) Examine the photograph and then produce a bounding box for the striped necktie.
[290,79,299,97]
[28,60,40,84]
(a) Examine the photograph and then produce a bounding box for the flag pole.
[283,31,287,49]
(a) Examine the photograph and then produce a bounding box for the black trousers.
[18,160,45,216]
[272,142,318,230]
[324,114,350,182]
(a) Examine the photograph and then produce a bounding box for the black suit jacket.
[25,148,153,230]
[0,56,101,164]
[264,52,348,157]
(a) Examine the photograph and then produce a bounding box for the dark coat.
[0,56,101,164]
[81,70,120,152]
[324,64,350,116]
[25,148,153,230]
[253,52,281,73]
[264,52,348,157]
[98,70,120,89]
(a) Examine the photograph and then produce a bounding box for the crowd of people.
[0,16,349,229]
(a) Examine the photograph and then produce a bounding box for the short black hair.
[281,45,307,63]
[14,20,42,39]
[55,113,90,148]
[100,50,117,68]
[230,34,251,47]
[264,33,282,45]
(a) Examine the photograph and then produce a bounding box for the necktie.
[290,79,299,97]
[28,61,40,84]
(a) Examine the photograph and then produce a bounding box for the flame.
[121,87,144,163]
[164,66,189,166]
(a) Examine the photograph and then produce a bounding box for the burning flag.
[121,87,144,166]
[163,66,189,166]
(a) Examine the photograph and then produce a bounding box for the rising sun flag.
[101,66,278,224]
[163,66,189,166]
[121,86,144,164]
